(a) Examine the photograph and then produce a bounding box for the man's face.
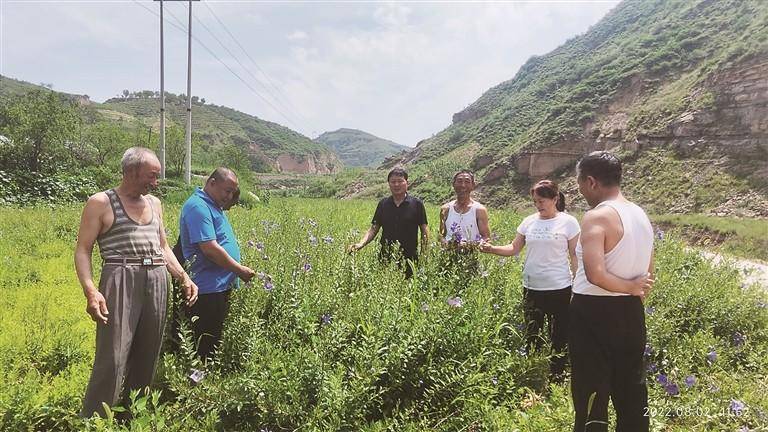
[130,158,161,195]
[453,173,474,195]
[208,175,239,209]
[388,175,408,196]
[577,174,599,208]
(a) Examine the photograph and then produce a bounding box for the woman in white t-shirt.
[480,179,580,380]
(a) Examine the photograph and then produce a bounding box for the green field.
[0,199,766,431]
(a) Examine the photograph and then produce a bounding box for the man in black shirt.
[349,167,429,277]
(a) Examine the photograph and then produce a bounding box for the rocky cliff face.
[484,57,768,183]
[274,152,342,174]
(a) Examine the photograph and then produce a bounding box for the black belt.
[103,256,166,266]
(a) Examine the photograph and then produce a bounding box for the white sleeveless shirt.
[444,200,481,242]
[573,199,654,296]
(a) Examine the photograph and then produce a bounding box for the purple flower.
[515,322,525,331]
[421,303,430,312]
[647,363,658,373]
[645,306,655,315]
[309,235,318,246]
[308,219,317,227]
[447,297,463,308]
[707,349,717,363]
[491,233,500,241]
[264,280,273,291]
[475,233,483,241]
[732,332,746,347]
[302,262,312,272]
[257,271,267,281]
[757,300,768,309]
[656,374,668,385]
[247,240,255,248]
[655,229,665,240]
[491,376,498,385]
[449,222,459,233]
[321,313,332,326]
[255,242,264,251]
[492,303,500,311]
[664,383,680,396]
[730,399,746,415]
[481,270,490,278]
[516,347,527,356]
[644,344,654,357]
[322,235,334,244]
[684,375,696,388]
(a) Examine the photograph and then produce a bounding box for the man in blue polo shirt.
[179,167,255,361]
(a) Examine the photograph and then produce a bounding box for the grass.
[0,198,766,431]
[652,214,768,262]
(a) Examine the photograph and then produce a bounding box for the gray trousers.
[80,263,169,418]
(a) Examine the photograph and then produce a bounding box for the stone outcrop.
[274,152,342,174]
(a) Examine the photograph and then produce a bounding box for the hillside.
[99,95,341,174]
[380,0,768,217]
[314,128,408,167]
[0,76,341,174]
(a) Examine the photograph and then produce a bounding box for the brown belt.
[103,256,166,266]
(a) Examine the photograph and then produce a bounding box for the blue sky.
[1,0,617,146]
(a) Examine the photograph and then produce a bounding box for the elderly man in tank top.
[74,147,198,418]
[569,151,655,432]
[439,169,491,246]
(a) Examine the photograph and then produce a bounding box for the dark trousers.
[187,290,232,361]
[569,293,649,432]
[522,286,571,379]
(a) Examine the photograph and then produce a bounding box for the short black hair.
[387,167,408,181]
[208,167,237,183]
[452,169,475,183]
[577,151,622,187]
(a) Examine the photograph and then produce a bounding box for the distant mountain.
[0,76,342,174]
[315,128,408,167]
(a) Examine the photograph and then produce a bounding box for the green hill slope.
[0,77,341,174]
[99,95,341,174]
[315,128,408,167]
[382,0,768,216]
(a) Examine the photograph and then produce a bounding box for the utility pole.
[155,0,198,183]
[159,0,165,179]
[185,0,192,185]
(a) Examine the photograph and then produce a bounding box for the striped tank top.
[97,189,163,260]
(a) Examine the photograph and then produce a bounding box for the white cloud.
[287,30,308,41]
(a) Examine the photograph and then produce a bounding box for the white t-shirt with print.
[517,212,581,290]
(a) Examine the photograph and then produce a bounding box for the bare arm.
[476,206,491,241]
[419,223,430,254]
[480,233,525,257]
[198,240,255,282]
[568,234,579,278]
[438,204,449,245]
[580,211,653,297]
[74,193,110,325]
[349,224,381,252]
[153,196,198,306]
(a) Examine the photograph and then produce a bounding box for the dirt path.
[697,249,768,290]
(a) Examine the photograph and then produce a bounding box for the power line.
[201,0,317,130]
[133,0,303,131]
[188,4,308,130]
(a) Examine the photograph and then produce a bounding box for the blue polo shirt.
[180,188,241,294]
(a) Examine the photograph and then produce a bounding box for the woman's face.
[532,191,557,215]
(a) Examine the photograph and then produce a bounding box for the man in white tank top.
[569,151,655,432]
[438,170,490,245]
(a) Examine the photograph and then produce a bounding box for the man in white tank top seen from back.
[570,151,655,432]
[439,169,491,246]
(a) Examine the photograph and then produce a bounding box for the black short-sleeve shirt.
[372,195,428,260]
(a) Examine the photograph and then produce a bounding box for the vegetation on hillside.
[409,0,768,166]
